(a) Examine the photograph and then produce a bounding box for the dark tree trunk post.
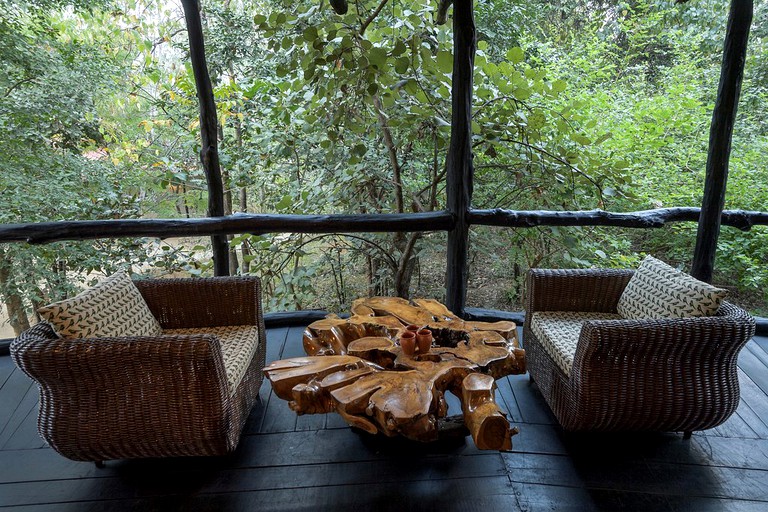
[691,0,752,282]
[180,0,229,276]
[445,0,476,316]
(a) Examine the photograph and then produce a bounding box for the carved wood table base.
[264,297,526,450]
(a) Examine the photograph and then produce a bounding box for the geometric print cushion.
[530,311,623,377]
[37,270,162,339]
[163,325,260,395]
[617,255,728,320]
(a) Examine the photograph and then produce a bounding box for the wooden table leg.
[460,373,517,451]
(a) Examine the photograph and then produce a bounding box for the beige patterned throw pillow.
[38,271,163,339]
[617,255,728,319]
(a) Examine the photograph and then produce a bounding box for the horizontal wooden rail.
[1,208,767,245]
[470,208,768,231]
[0,212,455,244]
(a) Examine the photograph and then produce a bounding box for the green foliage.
[0,0,199,330]
[2,0,768,320]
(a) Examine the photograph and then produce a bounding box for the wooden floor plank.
[667,495,768,511]
[748,335,768,355]
[494,376,524,424]
[0,382,39,449]
[282,326,307,358]
[705,409,759,439]
[738,346,768,397]
[257,327,298,434]
[509,423,568,456]
[0,427,487,485]
[1,400,44,450]
[731,398,768,438]
[744,339,768,375]
[0,454,507,508]
[242,326,290,435]
[587,490,675,512]
[256,388,297,434]
[1,477,519,512]
[507,481,607,512]
[734,369,768,437]
[0,355,15,389]
[0,367,34,441]
[647,462,768,502]
[506,374,557,426]
[266,326,290,364]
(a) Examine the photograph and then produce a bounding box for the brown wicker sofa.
[11,276,266,463]
[524,268,755,436]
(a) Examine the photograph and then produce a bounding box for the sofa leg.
[683,431,692,440]
[95,460,106,469]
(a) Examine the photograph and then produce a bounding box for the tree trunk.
[223,170,239,275]
[691,0,752,282]
[445,0,476,316]
[180,0,229,276]
[0,251,30,336]
[372,94,421,298]
[239,186,251,274]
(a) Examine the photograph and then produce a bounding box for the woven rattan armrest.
[11,325,230,405]
[134,275,263,329]
[525,268,634,315]
[10,323,235,460]
[570,302,756,384]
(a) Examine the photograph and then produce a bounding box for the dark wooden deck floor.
[2,327,768,511]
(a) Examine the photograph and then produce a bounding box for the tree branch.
[436,0,453,25]
[359,0,390,36]
[3,77,35,98]
[373,94,404,213]
[499,137,601,192]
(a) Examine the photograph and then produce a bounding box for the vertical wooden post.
[180,0,230,276]
[445,0,476,316]
[691,0,752,282]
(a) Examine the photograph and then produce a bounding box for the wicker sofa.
[11,276,266,463]
[524,268,755,436]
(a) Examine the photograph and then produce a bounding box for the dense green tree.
[2,0,767,322]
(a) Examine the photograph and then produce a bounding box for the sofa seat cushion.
[617,255,728,319]
[163,325,259,394]
[38,271,162,339]
[530,311,623,377]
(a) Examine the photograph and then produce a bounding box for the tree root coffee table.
[263,297,526,450]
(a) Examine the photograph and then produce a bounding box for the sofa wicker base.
[11,276,267,462]
[523,268,755,434]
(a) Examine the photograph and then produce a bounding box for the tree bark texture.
[691,0,753,282]
[2,209,767,245]
[0,213,453,244]
[445,0,476,317]
[0,252,30,335]
[470,208,768,230]
[180,0,229,276]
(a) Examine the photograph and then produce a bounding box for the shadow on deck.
[1,326,768,511]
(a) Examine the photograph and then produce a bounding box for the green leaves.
[367,47,388,70]
[436,51,453,73]
[506,47,524,64]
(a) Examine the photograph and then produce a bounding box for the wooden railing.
[1,208,766,243]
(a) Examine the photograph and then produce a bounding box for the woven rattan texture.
[163,325,260,395]
[530,311,623,377]
[523,268,756,433]
[10,276,266,462]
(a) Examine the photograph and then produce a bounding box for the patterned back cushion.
[38,271,163,339]
[617,255,728,319]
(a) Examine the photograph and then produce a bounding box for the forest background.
[1,0,767,336]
